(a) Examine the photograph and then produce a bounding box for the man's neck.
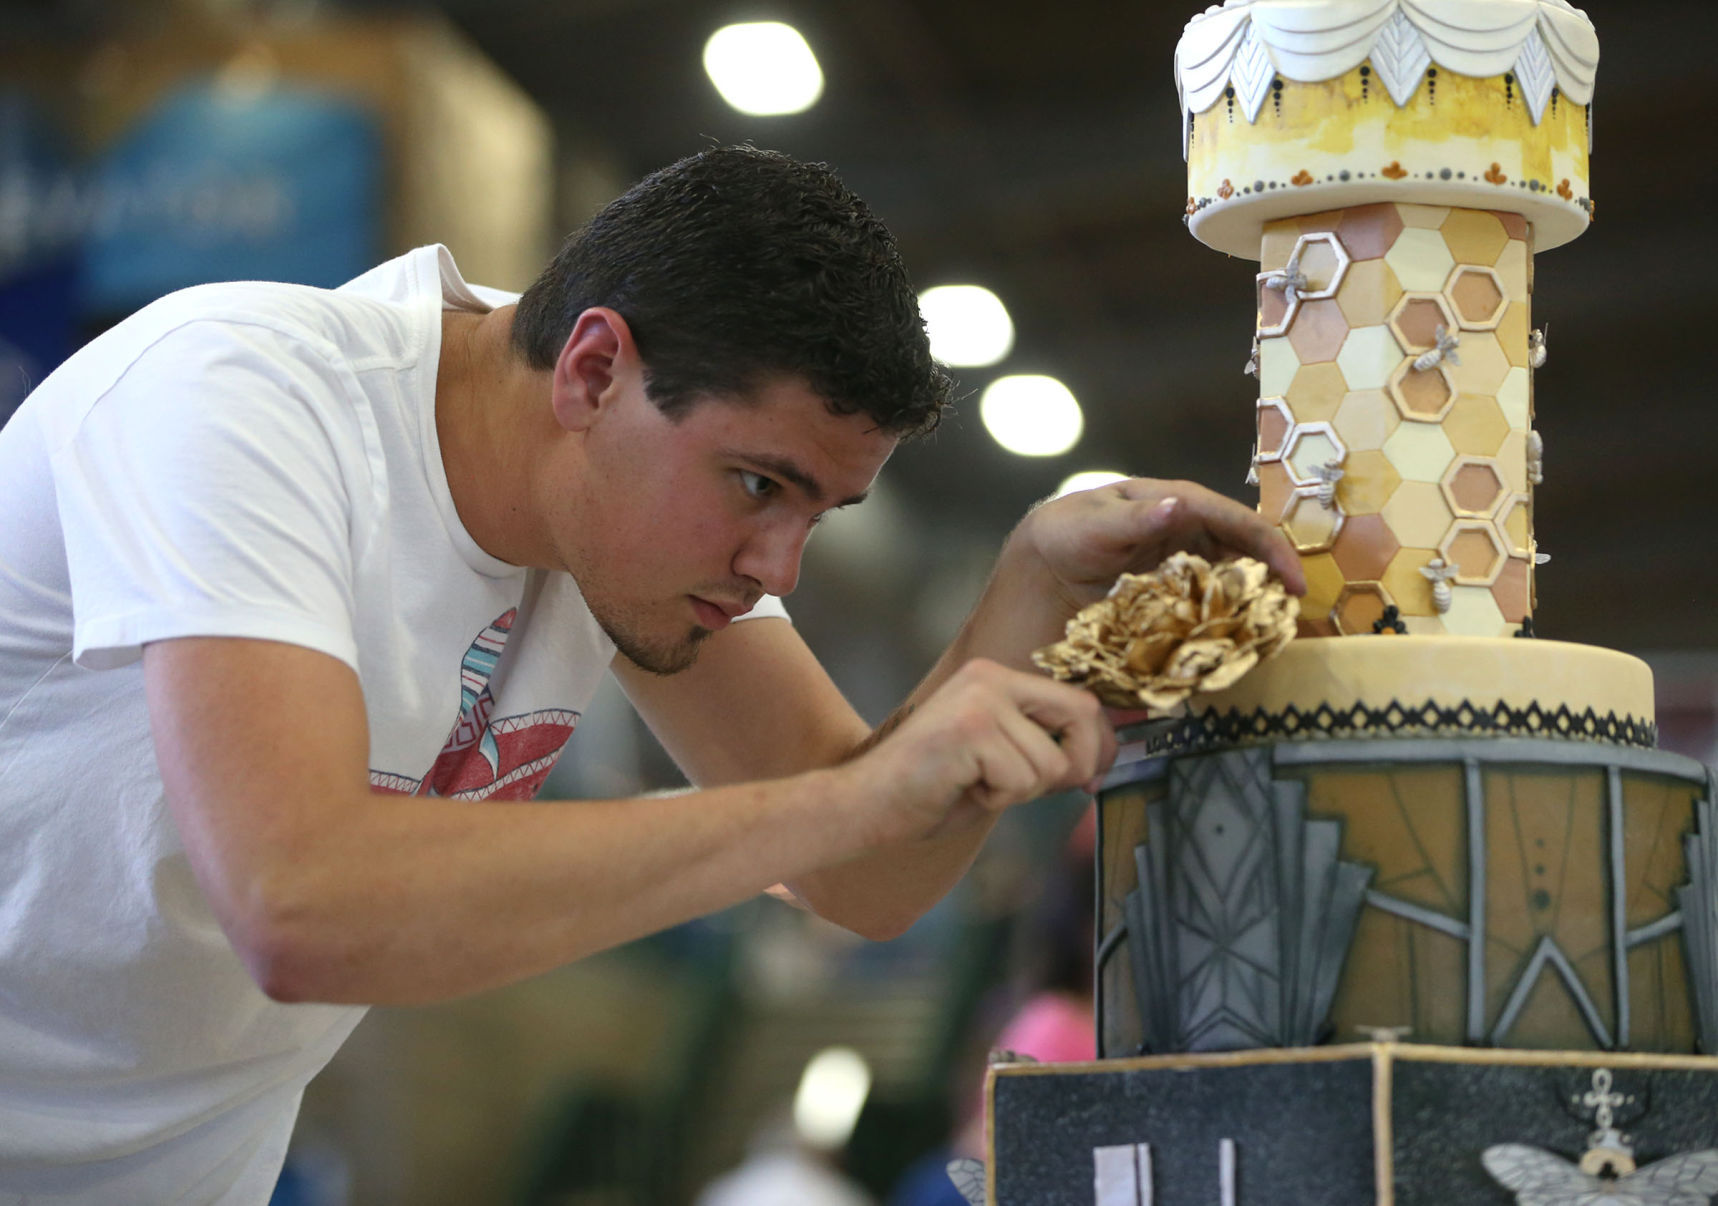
[434,306,555,568]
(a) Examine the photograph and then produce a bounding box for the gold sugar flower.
[1032,553,1298,713]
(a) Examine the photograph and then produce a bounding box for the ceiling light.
[980,374,1083,457]
[792,1046,872,1150]
[1055,470,1130,498]
[918,284,1014,367]
[703,22,824,116]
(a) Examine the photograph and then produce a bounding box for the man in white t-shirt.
[0,145,1302,1203]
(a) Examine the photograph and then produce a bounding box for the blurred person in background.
[0,143,1299,1203]
[887,805,1097,1206]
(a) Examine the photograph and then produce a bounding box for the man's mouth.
[689,596,737,630]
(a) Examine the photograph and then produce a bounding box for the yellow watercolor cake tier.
[1177,0,1598,258]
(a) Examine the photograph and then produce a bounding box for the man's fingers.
[1133,487,1305,594]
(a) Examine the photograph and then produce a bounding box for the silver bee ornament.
[1420,556,1459,613]
[946,1157,986,1206]
[1483,1069,1718,1205]
[1261,248,1308,307]
[1414,324,1462,372]
[1482,1144,1718,1205]
[1527,430,1544,485]
[1530,324,1549,369]
[1313,458,1345,508]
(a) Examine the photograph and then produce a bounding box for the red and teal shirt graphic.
[369,608,578,800]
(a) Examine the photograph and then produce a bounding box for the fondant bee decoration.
[1245,331,1261,377]
[1261,248,1309,307]
[1420,557,1458,612]
[1414,324,1462,372]
[945,1157,986,1206]
[1313,458,1345,508]
[1483,1067,1718,1205]
[1482,1142,1718,1205]
[1246,444,1260,487]
[1530,324,1549,369]
[1527,430,1544,485]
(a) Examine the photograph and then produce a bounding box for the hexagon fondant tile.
[1332,581,1394,635]
[1261,222,1300,272]
[1498,303,1532,367]
[1258,337,1298,397]
[1284,422,1346,485]
[1333,389,1399,452]
[1495,239,1529,300]
[1336,259,1394,327]
[1257,460,1295,523]
[1335,325,1401,392]
[1292,233,1350,298]
[1495,211,1530,242]
[1288,299,1350,364]
[1336,203,1404,260]
[1450,331,1512,395]
[1330,513,1399,581]
[1440,520,1508,585]
[1442,456,1509,517]
[1497,436,1529,494]
[1257,398,1293,459]
[1281,489,1344,552]
[1381,546,1440,616]
[1388,360,1457,421]
[1383,423,1456,485]
[1385,228,1457,292]
[1388,293,1457,354]
[1287,362,1348,422]
[1444,397,1510,457]
[1446,266,1507,330]
[1401,613,1449,635]
[1302,551,1346,618]
[1381,481,1455,548]
[1442,584,1508,637]
[1496,366,1531,428]
[1439,209,1509,267]
[1397,204,1450,230]
[1337,450,1401,515]
[1493,557,1530,623]
[1498,493,1531,557]
[1258,276,1297,335]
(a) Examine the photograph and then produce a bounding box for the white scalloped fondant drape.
[1177,0,1599,154]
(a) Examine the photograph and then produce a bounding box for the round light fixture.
[703,22,824,116]
[792,1046,872,1150]
[1054,470,1131,498]
[980,374,1083,457]
[917,284,1014,367]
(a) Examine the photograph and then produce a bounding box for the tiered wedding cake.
[983,3,1718,1203]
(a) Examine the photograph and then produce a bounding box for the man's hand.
[1015,477,1306,618]
[838,658,1115,848]
[947,478,1304,677]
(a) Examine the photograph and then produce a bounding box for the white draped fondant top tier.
[1175,0,1600,256]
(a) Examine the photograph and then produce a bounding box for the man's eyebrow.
[734,452,869,508]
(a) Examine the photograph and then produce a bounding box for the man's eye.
[739,470,777,499]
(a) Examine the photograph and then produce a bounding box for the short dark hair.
[511,145,949,437]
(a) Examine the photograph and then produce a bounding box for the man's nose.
[735,520,807,599]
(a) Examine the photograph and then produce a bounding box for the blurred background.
[2,0,1714,1202]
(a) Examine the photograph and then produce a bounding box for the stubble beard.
[590,600,710,676]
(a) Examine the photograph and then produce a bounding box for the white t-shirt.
[0,245,786,1203]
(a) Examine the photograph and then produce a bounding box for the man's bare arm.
[146,633,1105,1005]
[621,479,1300,938]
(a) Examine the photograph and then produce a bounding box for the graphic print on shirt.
[370,608,578,800]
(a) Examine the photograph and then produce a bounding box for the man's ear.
[550,307,639,432]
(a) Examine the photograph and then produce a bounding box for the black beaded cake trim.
[1130,698,1657,757]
